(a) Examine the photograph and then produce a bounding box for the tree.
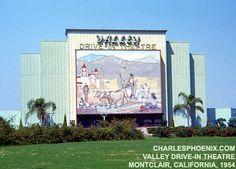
[63,114,67,127]
[174,92,204,127]
[216,118,227,128]
[19,118,24,130]
[25,98,56,127]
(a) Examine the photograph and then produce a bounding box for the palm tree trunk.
[41,112,48,127]
[190,108,195,127]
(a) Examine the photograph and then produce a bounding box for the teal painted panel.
[167,42,191,126]
[191,54,207,126]
[20,54,41,125]
[41,41,69,124]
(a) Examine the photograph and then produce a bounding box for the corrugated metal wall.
[20,53,41,124]
[167,41,191,126]
[190,54,207,126]
[41,41,69,125]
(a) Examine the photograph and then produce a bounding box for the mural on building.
[76,50,162,114]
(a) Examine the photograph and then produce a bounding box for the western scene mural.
[76,50,162,114]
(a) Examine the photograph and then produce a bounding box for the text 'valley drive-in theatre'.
[21,29,206,127]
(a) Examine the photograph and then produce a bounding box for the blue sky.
[0,0,235,109]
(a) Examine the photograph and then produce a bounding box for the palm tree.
[173,92,204,127]
[25,98,56,127]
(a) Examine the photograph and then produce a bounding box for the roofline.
[65,28,167,36]
[40,40,67,42]
[207,108,236,109]
[190,53,205,55]
[167,41,189,43]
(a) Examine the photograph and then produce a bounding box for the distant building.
[207,108,236,127]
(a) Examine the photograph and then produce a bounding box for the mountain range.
[78,53,160,63]
[77,54,160,78]
[79,54,105,62]
[135,56,160,63]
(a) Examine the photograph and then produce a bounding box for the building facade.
[21,29,207,127]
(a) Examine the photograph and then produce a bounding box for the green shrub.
[220,128,236,137]
[0,116,15,145]
[148,127,236,138]
[2,119,144,146]
[174,127,200,137]
[199,127,220,136]
[72,125,86,142]
[44,125,63,143]
[60,126,74,142]
[148,127,172,138]
[95,127,114,141]
[96,120,110,128]
[110,119,144,140]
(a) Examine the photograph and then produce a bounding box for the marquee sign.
[79,35,158,50]
[97,35,141,47]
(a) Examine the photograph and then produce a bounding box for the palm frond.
[25,109,35,121]
[183,103,191,111]
[193,97,203,105]
[195,105,204,113]
[174,104,186,112]
[189,95,195,100]
[27,99,35,109]
[26,99,36,122]
[35,98,45,107]
[44,101,56,111]
[178,92,188,102]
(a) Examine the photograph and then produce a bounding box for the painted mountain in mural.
[135,56,160,63]
[77,54,160,79]
[92,55,123,64]
[79,53,105,62]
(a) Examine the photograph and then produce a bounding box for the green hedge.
[148,126,236,138]
[0,116,14,145]
[0,118,144,146]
